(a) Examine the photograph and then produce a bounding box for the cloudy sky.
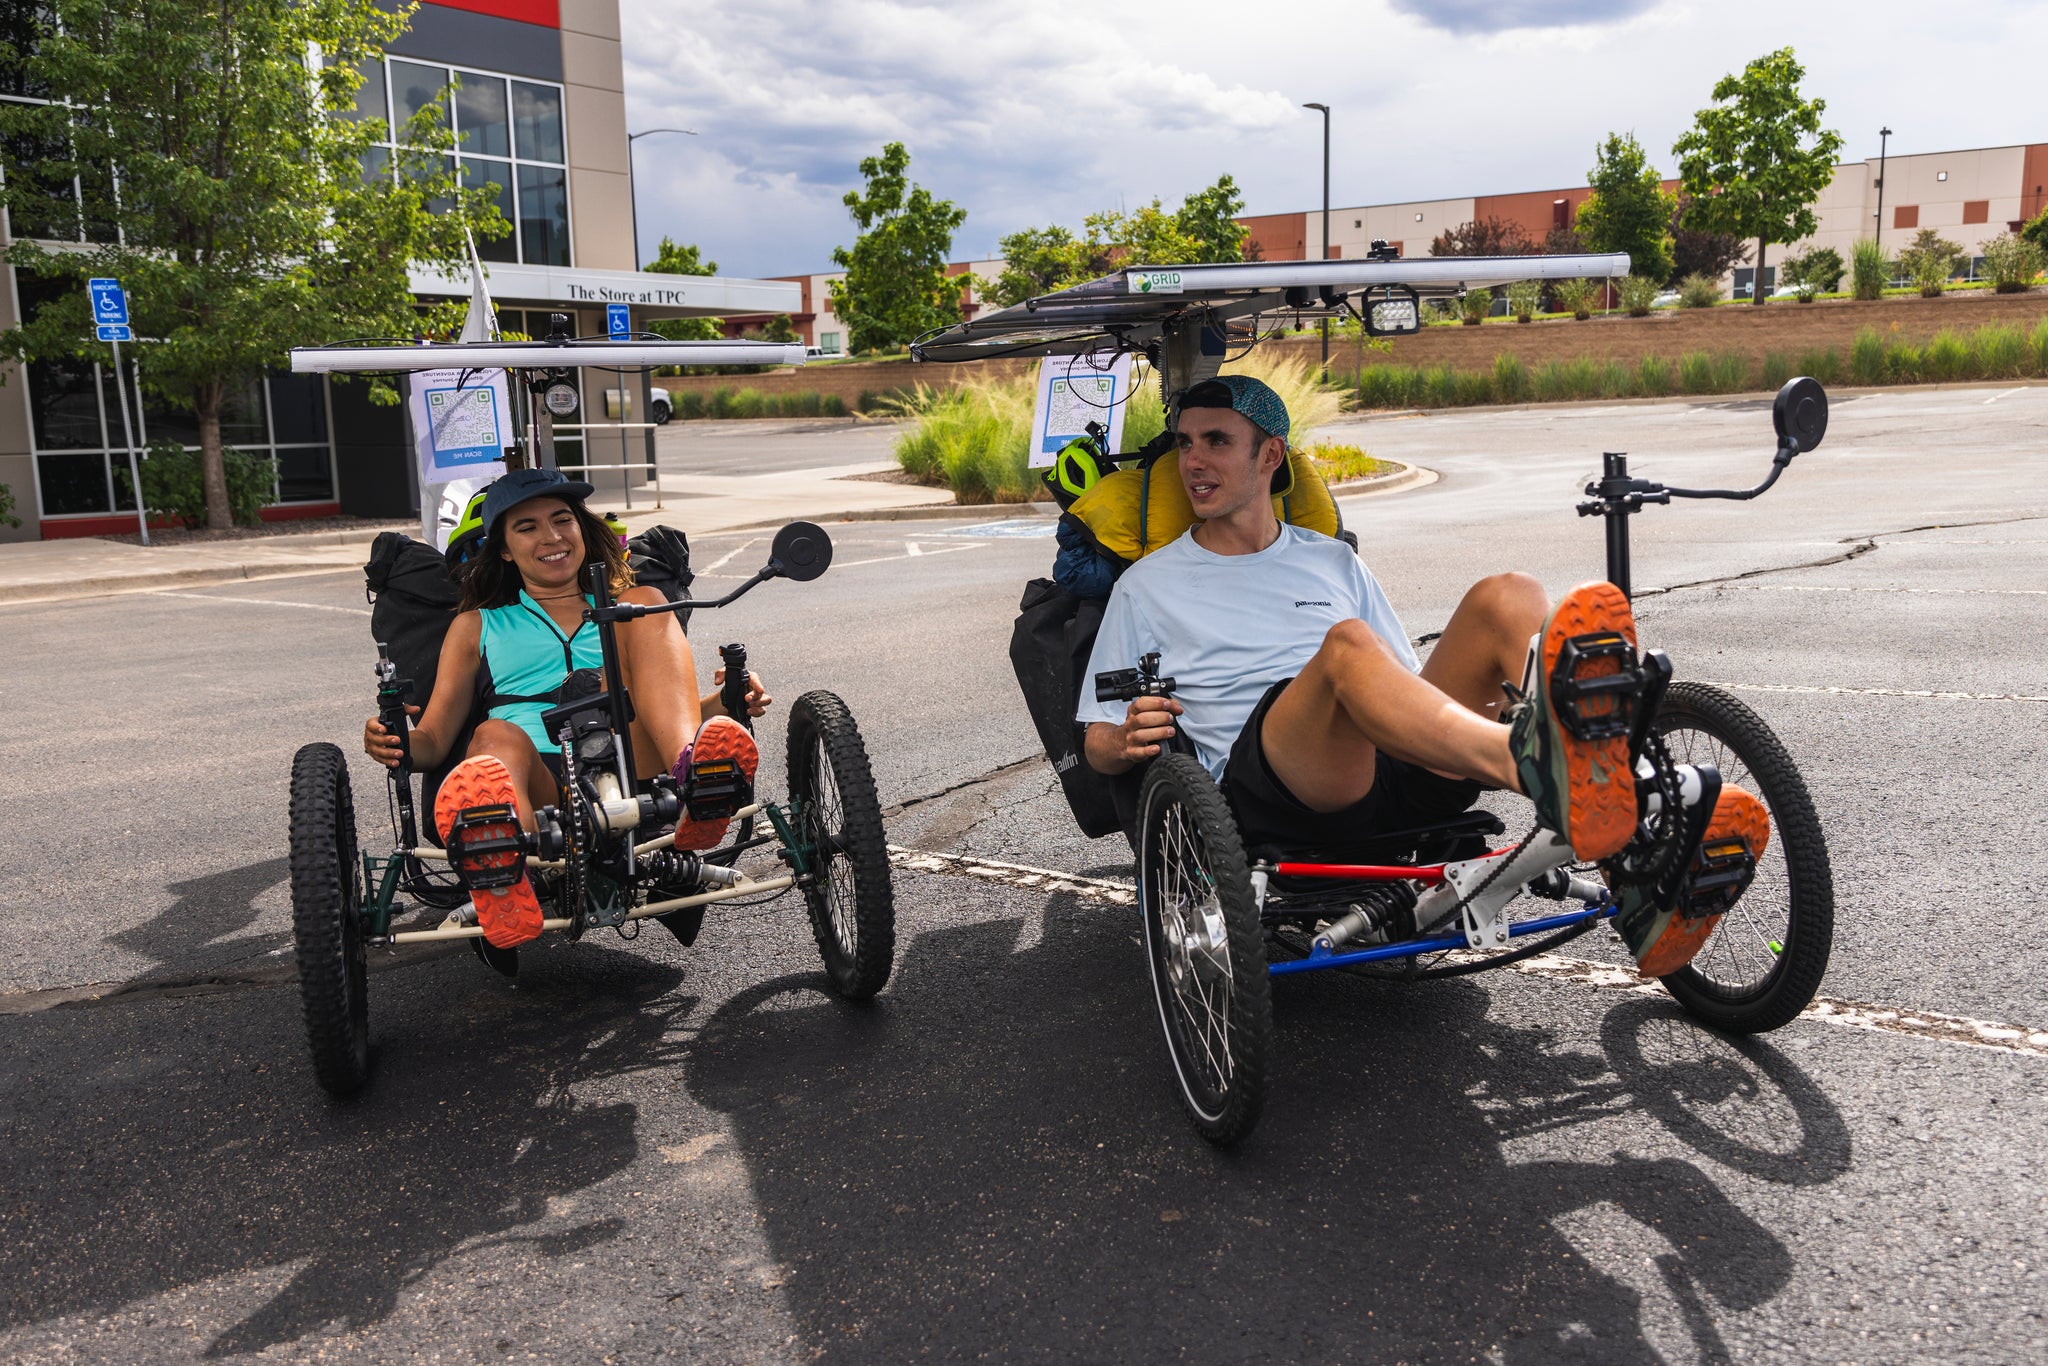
[618,0,2047,279]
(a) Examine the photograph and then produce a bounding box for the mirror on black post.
[769,521,832,582]
[1773,376,1828,456]
[1361,284,1422,337]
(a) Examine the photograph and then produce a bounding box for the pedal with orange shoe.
[434,755,545,949]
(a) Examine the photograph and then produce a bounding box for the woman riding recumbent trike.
[287,472,895,1099]
[941,265,1835,1145]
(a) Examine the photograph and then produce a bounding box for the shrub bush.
[127,441,275,528]
[1795,347,1843,386]
[672,387,850,419]
[1506,279,1542,323]
[1492,352,1530,403]
[1782,246,1846,301]
[1553,278,1599,320]
[1301,442,1397,483]
[1617,276,1659,317]
[1677,273,1721,309]
[1677,351,1714,392]
[1759,351,1793,391]
[1849,326,1887,384]
[0,480,16,529]
[1459,288,1493,326]
[1924,329,1971,382]
[1979,232,2044,293]
[1850,239,1891,301]
[1636,354,1673,396]
[1899,228,1963,298]
[1971,325,2027,379]
[2032,319,2048,375]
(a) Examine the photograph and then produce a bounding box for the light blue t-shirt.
[1076,524,1419,780]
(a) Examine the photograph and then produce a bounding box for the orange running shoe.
[435,755,544,949]
[671,716,759,852]
[1507,581,1642,861]
[1628,785,1772,978]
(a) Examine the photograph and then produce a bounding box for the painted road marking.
[148,590,370,616]
[1696,679,2048,704]
[887,845,2048,1060]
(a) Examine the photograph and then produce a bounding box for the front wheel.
[787,692,895,999]
[1137,754,1271,1146]
[1651,682,1834,1033]
[289,743,371,1096]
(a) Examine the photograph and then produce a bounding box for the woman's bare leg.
[616,603,703,780]
[466,719,559,833]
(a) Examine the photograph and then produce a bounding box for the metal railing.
[544,420,663,510]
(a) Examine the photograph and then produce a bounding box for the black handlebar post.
[719,643,752,733]
[586,563,639,792]
[375,641,420,849]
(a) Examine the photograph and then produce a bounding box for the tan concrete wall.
[0,275,34,542]
[560,2,632,271]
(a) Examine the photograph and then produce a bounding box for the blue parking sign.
[89,277,128,327]
[607,303,629,339]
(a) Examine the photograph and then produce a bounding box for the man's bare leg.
[1260,573,1546,813]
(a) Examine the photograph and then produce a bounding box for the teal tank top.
[477,590,603,754]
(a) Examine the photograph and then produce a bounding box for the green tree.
[828,142,967,353]
[645,236,722,340]
[1429,217,1540,257]
[0,0,501,528]
[2019,207,2048,256]
[1670,195,1752,281]
[1172,174,1251,262]
[986,224,1098,308]
[1671,47,1843,306]
[1574,133,1677,283]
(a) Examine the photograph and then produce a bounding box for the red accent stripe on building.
[420,0,559,28]
[39,502,342,540]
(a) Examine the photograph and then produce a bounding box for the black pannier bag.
[1009,577,1140,840]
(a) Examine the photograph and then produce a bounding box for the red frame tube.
[1271,844,1515,885]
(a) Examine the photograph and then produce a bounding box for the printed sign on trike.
[1127,269,1183,295]
[408,366,512,487]
[1030,350,1132,464]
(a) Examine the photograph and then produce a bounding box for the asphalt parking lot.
[0,384,2043,1362]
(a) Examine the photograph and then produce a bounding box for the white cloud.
[620,0,2048,279]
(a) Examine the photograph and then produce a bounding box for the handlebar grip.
[719,643,752,732]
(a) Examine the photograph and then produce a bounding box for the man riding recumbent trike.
[914,252,1834,1145]
[284,330,896,1097]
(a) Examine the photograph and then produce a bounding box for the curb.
[0,559,369,606]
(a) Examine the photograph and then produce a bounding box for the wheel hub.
[1161,893,1229,992]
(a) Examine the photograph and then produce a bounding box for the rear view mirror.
[769,521,832,582]
[1361,285,1421,337]
[1773,377,1828,455]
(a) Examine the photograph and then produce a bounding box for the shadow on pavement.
[0,942,686,1357]
[105,856,291,977]
[687,891,1844,1362]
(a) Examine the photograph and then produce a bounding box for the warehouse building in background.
[0,0,796,542]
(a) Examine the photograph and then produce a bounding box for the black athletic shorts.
[1219,677,1483,858]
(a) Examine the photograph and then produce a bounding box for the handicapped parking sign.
[607,303,629,339]
[89,277,128,327]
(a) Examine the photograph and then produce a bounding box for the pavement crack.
[1642,512,2047,601]
[882,754,1044,819]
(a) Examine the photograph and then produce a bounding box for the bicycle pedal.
[1549,630,1645,742]
[1677,832,1757,919]
[443,803,530,890]
[683,757,751,822]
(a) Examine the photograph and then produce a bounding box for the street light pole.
[625,127,698,270]
[1874,126,1892,250]
[1302,101,1330,368]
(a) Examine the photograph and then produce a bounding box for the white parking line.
[1697,679,2048,703]
[1683,584,2048,597]
[148,590,370,616]
[1982,388,2028,404]
[699,537,762,573]
[887,845,2048,1059]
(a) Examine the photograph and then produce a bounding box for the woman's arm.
[364,611,481,769]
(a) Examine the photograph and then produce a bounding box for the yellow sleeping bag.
[1064,448,1340,563]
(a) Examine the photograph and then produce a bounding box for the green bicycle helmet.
[1042,434,1108,510]
[443,487,489,568]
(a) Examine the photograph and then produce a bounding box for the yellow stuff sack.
[1065,448,1340,562]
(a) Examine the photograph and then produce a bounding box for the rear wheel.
[1137,754,1271,1146]
[1652,682,1833,1033]
[289,743,370,1096]
[788,692,895,999]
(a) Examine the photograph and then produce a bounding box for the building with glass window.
[0,0,798,541]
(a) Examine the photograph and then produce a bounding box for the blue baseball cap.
[479,468,595,540]
[1179,375,1291,445]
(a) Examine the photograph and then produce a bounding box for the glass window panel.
[389,59,450,141]
[27,358,101,450]
[0,5,53,100]
[341,57,386,126]
[359,144,390,186]
[267,373,327,445]
[400,149,455,215]
[138,388,199,449]
[2,123,77,240]
[220,377,265,447]
[460,156,517,262]
[511,81,562,164]
[38,452,109,515]
[453,73,508,157]
[517,162,568,266]
[275,446,333,503]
